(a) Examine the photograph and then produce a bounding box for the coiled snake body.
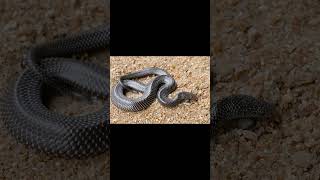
[0,25,110,158]
[111,67,197,112]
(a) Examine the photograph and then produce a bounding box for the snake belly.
[111,67,197,112]
[0,25,110,158]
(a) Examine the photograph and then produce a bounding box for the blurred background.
[211,0,320,179]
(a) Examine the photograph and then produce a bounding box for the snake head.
[181,92,198,102]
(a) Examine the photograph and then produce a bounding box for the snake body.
[111,67,197,112]
[0,25,110,158]
[211,94,274,129]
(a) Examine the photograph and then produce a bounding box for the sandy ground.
[110,56,210,124]
[0,0,110,179]
[211,0,320,179]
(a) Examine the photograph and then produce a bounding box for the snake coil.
[0,25,110,158]
[111,67,197,112]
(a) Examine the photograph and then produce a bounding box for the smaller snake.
[111,67,197,111]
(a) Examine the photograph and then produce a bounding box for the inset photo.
[110,56,210,124]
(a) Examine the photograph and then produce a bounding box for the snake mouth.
[191,93,198,101]
[182,92,198,102]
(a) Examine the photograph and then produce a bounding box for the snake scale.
[0,25,110,158]
[211,94,275,130]
[111,67,198,111]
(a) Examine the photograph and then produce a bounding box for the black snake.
[210,62,274,130]
[0,25,110,158]
[111,67,198,111]
[211,94,275,130]
[0,23,274,159]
